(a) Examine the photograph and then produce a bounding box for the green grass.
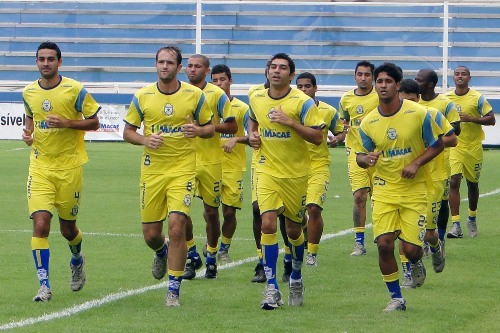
[1,140,499,333]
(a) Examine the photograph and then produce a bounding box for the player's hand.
[365,151,381,167]
[145,130,163,149]
[182,115,201,138]
[22,128,33,146]
[248,131,261,149]
[269,106,293,127]
[459,113,473,123]
[401,163,419,179]
[46,114,68,128]
[327,134,338,148]
[222,137,238,153]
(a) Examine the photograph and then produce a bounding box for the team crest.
[70,205,79,216]
[320,193,326,204]
[214,194,221,205]
[455,104,462,113]
[183,194,191,207]
[164,103,174,116]
[419,229,426,242]
[42,99,53,112]
[387,128,397,140]
[356,105,364,114]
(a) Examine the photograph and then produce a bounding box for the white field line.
[0,226,364,331]
[1,188,498,330]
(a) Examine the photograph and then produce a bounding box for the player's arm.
[450,121,461,136]
[182,120,215,139]
[328,131,346,148]
[22,115,34,146]
[216,117,237,135]
[459,110,496,126]
[222,135,249,153]
[46,113,99,131]
[123,123,164,149]
[443,131,457,147]
[247,117,261,149]
[270,106,322,145]
[402,136,444,179]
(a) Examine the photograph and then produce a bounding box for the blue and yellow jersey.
[359,100,443,201]
[249,88,324,178]
[308,100,343,169]
[419,93,460,125]
[446,88,492,147]
[23,76,101,170]
[248,83,266,98]
[221,97,249,172]
[426,107,455,181]
[339,88,379,152]
[124,81,212,174]
[419,94,459,178]
[196,82,233,165]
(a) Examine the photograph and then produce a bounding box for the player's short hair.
[189,54,210,68]
[399,78,419,95]
[155,45,182,65]
[212,64,232,80]
[355,60,375,75]
[374,62,403,83]
[425,69,439,86]
[37,41,61,60]
[455,65,470,76]
[296,72,317,86]
[270,53,295,75]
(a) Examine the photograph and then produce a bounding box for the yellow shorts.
[372,198,427,247]
[347,148,374,193]
[450,144,483,183]
[27,166,83,221]
[256,172,307,223]
[195,163,222,208]
[221,169,244,209]
[427,179,446,230]
[306,166,330,209]
[251,166,258,204]
[140,172,195,223]
[442,177,450,201]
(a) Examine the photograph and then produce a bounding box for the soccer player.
[123,45,214,307]
[356,62,444,312]
[183,54,236,279]
[248,53,324,310]
[22,41,101,302]
[398,78,456,284]
[211,64,249,264]
[295,72,345,266]
[415,69,461,245]
[446,66,495,238]
[339,60,379,256]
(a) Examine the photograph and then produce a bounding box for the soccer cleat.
[383,298,406,312]
[152,254,167,280]
[181,256,203,280]
[410,259,426,288]
[400,273,414,289]
[33,284,52,302]
[305,253,317,266]
[251,263,267,283]
[431,241,445,273]
[467,220,478,237]
[260,284,284,310]
[447,224,463,238]
[288,279,304,306]
[165,290,180,307]
[282,260,292,283]
[350,242,367,256]
[217,250,231,265]
[205,264,218,279]
[70,255,86,292]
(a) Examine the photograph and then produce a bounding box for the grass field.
[1,140,499,333]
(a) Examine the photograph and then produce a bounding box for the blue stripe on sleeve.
[359,128,375,152]
[445,102,453,117]
[131,96,144,120]
[218,94,229,119]
[422,111,438,146]
[299,98,316,124]
[329,112,339,133]
[194,94,205,124]
[478,95,485,116]
[243,110,249,133]
[74,88,87,113]
[23,98,33,117]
